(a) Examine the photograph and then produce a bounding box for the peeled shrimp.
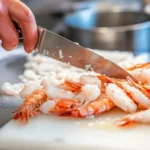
[63,75,140,114]
[79,75,101,87]
[41,77,64,88]
[2,82,25,96]
[62,74,102,92]
[41,98,81,115]
[120,82,150,109]
[13,89,47,122]
[106,83,137,113]
[40,94,114,117]
[115,109,150,126]
[71,94,115,117]
[46,85,76,100]
[97,75,138,113]
[23,70,39,80]
[41,81,102,117]
[57,71,80,83]
[19,82,43,99]
[126,62,150,85]
[77,84,101,104]
[62,80,101,103]
[100,75,150,113]
[127,76,150,100]
[12,70,150,124]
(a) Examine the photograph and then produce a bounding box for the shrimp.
[40,94,114,117]
[12,70,150,123]
[115,109,150,126]
[41,80,102,117]
[126,62,150,85]
[13,89,47,122]
[46,85,76,99]
[40,98,81,115]
[100,75,150,112]
[77,75,137,114]
[77,84,101,104]
[19,82,43,99]
[79,75,101,87]
[62,80,101,104]
[127,77,150,100]
[98,76,138,113]
[96,75,113,93]
[62,75,101,93]
[71,94,115,117]
[61,81,82,93]
[120,82,150,109]
[2,82,25,96]
[41,77,64,88]
[126,62,150,71]
[106,83,137,113]
[45,84,83,113]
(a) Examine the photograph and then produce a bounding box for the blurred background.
[22,0,150,56]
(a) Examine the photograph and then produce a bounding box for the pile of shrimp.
[7,61,150,128]
[1,52,150,127]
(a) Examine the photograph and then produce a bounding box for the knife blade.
[13,22,135,80]
[34,27,135,80]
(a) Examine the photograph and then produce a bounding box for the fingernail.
[2,43,16,51]
[26,48,33,53]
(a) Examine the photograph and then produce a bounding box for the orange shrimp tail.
[49,98,81,114]
[13,89,47,123]
[63,81,82,93]
[115,117,134,127]
[126,62,150,71]
[96,75,111,92]
[55,99,80,111]
[97,75,111,83]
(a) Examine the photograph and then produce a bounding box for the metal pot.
[63,10,150,55]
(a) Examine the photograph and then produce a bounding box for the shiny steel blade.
[35,27,135,80]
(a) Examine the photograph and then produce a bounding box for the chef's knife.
[14,24,135,80]
[35,27,136,80]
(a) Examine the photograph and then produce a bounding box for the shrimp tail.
[97,75,111,83]
[115,109,150,127]
[126,62,150,71]
[62,81,82,93]
[49,98,81,114]
[13,89,47,123]
[115,116,134,126]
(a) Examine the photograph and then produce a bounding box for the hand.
[0,0,38,53]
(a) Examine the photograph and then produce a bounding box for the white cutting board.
[0,108,150,150]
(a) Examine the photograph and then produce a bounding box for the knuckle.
[23,8,34,22]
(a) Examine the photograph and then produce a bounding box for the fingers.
[0,5,19,51]
[8,0,38,53]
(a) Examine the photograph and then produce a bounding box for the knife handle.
[13,21,23,39]
[13,21,45,51]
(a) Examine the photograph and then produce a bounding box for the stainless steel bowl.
[64,10,150,55]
